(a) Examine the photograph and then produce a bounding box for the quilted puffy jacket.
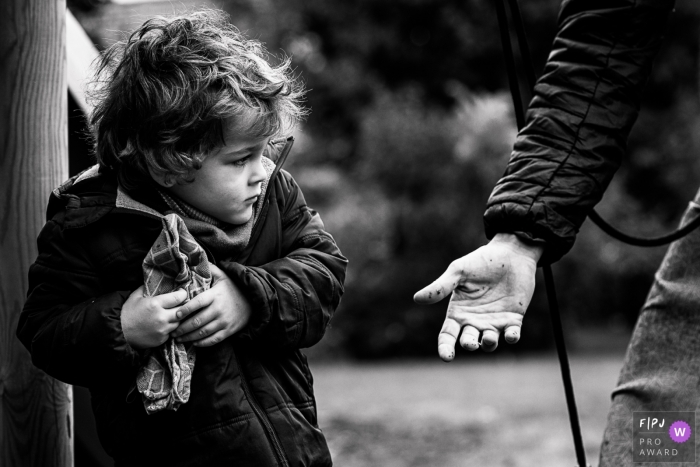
[17,143,347,466]
[484,0,676,264]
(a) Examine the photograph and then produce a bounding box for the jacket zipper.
[230,137,294,466]
[233,351,290,467]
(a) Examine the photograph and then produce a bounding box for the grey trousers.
[599,193,700,466]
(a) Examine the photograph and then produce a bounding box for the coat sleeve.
[483,0,675,264]
[220,171,348,350]
[16,219,143,388]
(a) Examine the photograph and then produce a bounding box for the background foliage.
[72,0,700,358]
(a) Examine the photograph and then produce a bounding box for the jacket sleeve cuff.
[218,261,272,341]
[483,201,577,265]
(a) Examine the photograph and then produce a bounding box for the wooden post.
[0,0,73,465]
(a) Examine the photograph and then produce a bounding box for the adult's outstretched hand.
[414,233,543,361]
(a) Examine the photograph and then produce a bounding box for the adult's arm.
[484,0,675,264]
[416,0,675,358]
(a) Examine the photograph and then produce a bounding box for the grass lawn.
[310,353,627,467]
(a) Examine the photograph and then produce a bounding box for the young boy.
[17,10,346,467]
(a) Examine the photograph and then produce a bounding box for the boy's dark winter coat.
[17,160,347,466]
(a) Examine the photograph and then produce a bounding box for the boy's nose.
[250,159,267,185]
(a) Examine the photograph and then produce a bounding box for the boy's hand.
[121,286,188,349]
[414,233,542,361]
[171,264,252,347]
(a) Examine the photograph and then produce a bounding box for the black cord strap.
[506,0,537,91]
[495,0,526,129]
[495,1,589,465]
[543,265,588,467]
[588,209,700,247]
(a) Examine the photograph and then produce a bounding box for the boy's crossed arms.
[122,264,252,349]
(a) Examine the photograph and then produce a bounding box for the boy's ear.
[148,167,175,188]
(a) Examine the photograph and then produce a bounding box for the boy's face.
[167,127,269,225]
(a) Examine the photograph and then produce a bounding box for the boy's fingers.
[175,291,214,320]
[156,288,188,309]
[414,265,460,304]
[164,321,180,335]
[172,307,216,337]
[481,330,499,352]
[504,325,521,344]
[209,263,225,278]
[459,326,480,351]
[176,320,221,343]
[437,318,460,362]
[193,330,227,347]
[130,285,146,298]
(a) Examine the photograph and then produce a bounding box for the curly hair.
[88,9,306,190]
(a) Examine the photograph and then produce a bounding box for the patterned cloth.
[136,213,212,414]
[135,156,275,413]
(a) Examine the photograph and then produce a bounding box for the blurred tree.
[224,0,700,357]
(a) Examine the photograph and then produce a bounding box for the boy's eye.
[231,156,250,167]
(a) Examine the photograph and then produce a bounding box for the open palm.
[414,235,540,360]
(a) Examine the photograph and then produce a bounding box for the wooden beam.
[0,0,73,465]
[67,9,99,116]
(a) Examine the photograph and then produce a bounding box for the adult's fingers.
[437,318,460,362]
[459,326,480,351]
[414,262,461,304]
[481,329,499,352]
[175,290,215,320]
[155,288,188,309]
[504,325,521,344]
